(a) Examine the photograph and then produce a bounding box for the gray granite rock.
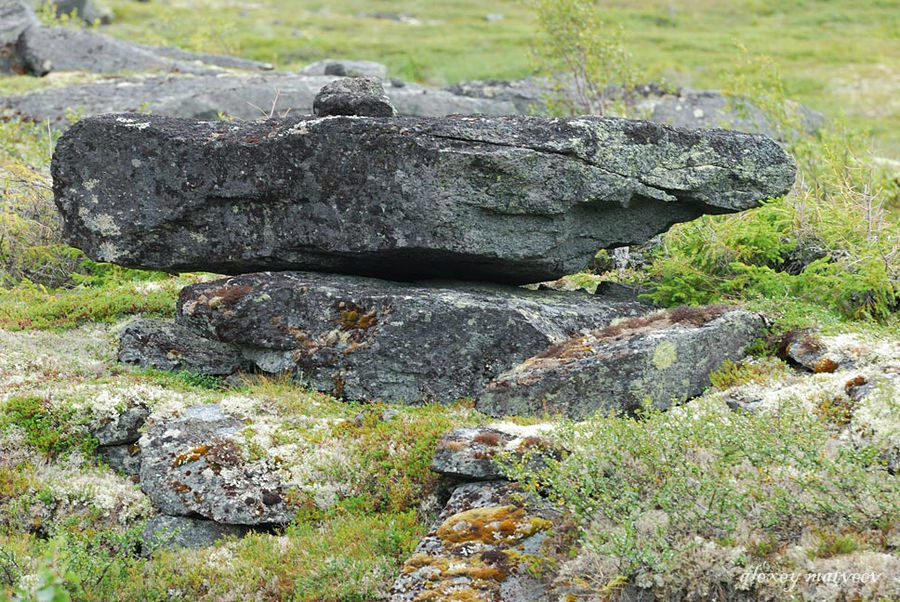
[118,318,251,376]
[53,113,795,283]
[138,404,293,525]
[175,271,648,404]
[431,426,561,481]
[141,514,250,549]
[478,306,766,419]
[313,76,396,117]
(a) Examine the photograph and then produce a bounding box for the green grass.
[81,0,899,158]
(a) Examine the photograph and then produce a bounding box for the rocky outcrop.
[1,72,520,126]
[389,481,567,601]
[138,404,293,525]
[117,318,251,375]
[478,306,766,418]
[431,426,561,481]
[40,0,110,25]
[53,112,795,283]
[168,271,648,403]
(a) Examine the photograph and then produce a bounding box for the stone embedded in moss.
[478,307,766,419]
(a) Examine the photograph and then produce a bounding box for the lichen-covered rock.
[313,76,396,117]
[781,329,847,373]
[175,271,648,403]
[53,113,795,283]
[141,514,250,549]
[478,306,766,419]
[431,425,561,481]
[390,481,568,601]
[118,318,251,376]
[138,404,293,525]
[90,400,149,446]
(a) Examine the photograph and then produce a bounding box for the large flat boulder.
[477,306,766,419]
[53,112,795,283]
[173,271,649,404]
[14,25,271,76]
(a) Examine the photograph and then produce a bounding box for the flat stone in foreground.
[53,113,795,283]
[478,306,765,419]
[174,271,649,404]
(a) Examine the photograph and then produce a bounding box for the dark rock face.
[478,306,766,419]
[118,318,251,376]
[139,404,293,525]
[98,444,141,478]
[53,113,795,283]
[431,426,561,481]
[141,515,251,549]
[175,271,648,404]
[313,76,396,117]
[390,481,566,601]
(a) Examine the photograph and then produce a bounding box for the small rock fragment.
[312,76,396,117]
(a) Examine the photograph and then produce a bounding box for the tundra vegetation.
[1,1,899,601]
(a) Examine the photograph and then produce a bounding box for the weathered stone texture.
[175,271,648,404]
[53,113,795,283]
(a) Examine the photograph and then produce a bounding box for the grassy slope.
[93,0,900,158]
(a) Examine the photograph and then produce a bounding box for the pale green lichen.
[652,340,677,370]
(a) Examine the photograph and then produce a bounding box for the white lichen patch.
[40,453,151,522]
[115,117,151,130]
[97,241,123,262]
[77,207,121,236]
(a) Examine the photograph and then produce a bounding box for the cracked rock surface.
[53,113,795,283]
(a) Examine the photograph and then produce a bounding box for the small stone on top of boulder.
[312,76,396,117]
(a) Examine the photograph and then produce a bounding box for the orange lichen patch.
[814,357,839,373]
[172,445,210,468]
[845,375,867,389]
[415,587,491,602]
[472,432,504,446]
[204,284,254,310]
[204,440,242,468]
[436,505,551,546]
[401,553,508,602]
[511,305,734,374]
[336,301,378,331]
